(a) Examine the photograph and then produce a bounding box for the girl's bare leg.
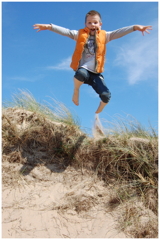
[95,101,108,113]
[72,77,83,106]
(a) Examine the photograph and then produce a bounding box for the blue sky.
[2,1,158,135]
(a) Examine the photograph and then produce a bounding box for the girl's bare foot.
[72,89,79,106]
[95,101,107,113]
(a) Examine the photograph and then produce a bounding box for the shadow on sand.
[19,135,86,175]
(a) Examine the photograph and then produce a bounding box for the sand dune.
[2,108,158,238]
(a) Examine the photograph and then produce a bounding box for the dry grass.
[2,91,158,238]
[118,201,158,238]
[3,90,80,126]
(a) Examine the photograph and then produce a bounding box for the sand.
[2,162,128,238]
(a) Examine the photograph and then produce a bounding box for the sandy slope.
[2,162,128,238]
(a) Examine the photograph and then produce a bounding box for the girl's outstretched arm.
[33,23,78,40]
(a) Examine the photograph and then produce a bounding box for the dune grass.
[3,90,80,127]
[102,113,157,139]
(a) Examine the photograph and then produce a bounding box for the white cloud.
[9,74,45,82]
[9,76,33,82]
[114,21,158,85]
[47,57,72,71]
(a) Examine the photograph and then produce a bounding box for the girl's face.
[85,14,102,35]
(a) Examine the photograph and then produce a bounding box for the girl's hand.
[33,24,51,32]
[134,25,152,36]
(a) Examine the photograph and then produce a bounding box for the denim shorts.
[74,68,111,103]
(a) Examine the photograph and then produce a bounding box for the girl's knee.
[74,68,89,83]
[100,91,111,103]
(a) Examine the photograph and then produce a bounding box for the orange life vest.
[70,27,107,73]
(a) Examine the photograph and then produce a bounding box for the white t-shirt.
[50,24,134,73]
